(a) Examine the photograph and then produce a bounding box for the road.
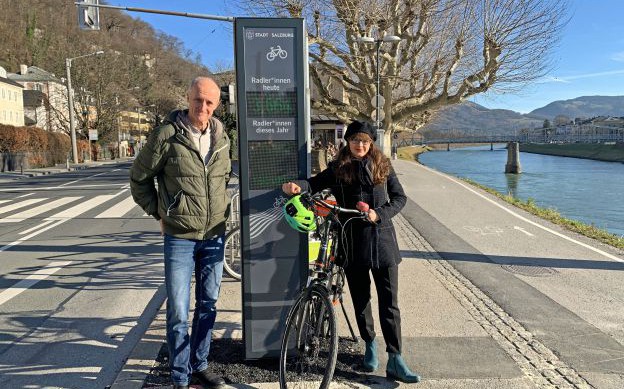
[0,162,164,389]
[394,159,624,387]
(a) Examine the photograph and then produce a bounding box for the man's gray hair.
[187,76,219,95]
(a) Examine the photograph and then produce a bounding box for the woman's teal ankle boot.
[362,339,379,372]
[386,353,421,383]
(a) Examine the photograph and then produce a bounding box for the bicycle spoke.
[280,286,337,389]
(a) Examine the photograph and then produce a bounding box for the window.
[14,91,17,101]
[1,88,4,99]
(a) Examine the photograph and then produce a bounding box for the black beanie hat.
[343,120,377,142]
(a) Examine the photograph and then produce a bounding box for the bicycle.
[223,173,241,280]
[267,45,288,61]
[279,191,366,389]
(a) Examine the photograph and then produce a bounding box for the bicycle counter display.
[235,18,310,359]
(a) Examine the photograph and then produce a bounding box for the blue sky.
[113,0,624,114]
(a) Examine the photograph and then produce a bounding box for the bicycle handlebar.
[300,192,367,217]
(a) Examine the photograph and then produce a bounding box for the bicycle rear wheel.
[223,227,241,280]
[279,284,338,389]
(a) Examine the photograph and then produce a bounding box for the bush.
[0,124,71,170]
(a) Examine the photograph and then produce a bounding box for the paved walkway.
[108,159,623,389]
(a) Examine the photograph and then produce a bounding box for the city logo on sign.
[246,29,254,40]
[266,45,288,61]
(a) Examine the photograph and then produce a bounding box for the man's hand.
[282,182,301,196]
[367,209,379,223]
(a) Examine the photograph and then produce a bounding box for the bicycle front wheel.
[279,284,338,389]
[223,228,241,280]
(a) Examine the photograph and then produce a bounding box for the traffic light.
[220,84,235,114]
[77,0,100,31]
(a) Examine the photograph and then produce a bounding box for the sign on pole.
[235,18,309,360]
[77,0,100,30]
[88,129,98,141]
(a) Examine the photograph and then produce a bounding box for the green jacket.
[130,110,231,240]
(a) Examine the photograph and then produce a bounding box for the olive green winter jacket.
[129,110,231,240]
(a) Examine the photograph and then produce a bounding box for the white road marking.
[0,184,127,192]
[0,219,67,253]
[0,200,9,205]
[420,164,624,263]
[47,190,127,220]
[16,193,34,198]
[514,226,535,237]
[19,219,56,235]
[0,198,48,215]
[0,197,81,223]
[59,171,111,187]
[94,196,137,218]
[0,260,72,306]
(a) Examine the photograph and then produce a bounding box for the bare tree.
[237,0,569,153]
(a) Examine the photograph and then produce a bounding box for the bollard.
[66,158,70,171]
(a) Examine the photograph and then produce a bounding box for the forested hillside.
[0,0,215,143]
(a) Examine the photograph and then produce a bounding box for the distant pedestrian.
[130,76,231,389]
[281,120,420,383]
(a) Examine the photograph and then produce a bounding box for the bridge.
[392,124,624,174]
[413,124,624,146]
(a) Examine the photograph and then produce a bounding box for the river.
[418,145,624,237]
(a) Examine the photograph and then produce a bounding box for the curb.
[110,299,168,389]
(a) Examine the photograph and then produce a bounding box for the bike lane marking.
[419,163,623,263]
[0,259,72,306]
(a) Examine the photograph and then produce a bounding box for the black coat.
[297,159,406,269]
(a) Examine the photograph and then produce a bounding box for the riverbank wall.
[519,142,624,163]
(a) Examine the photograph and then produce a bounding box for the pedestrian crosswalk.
[0,191,148,224]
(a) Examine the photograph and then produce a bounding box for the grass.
[397,145,430,161]
[396,147,624,250]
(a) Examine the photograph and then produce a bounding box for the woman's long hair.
[334,141,390,185]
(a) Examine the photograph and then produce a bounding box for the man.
[130,77,231,389]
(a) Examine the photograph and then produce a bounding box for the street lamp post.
[356,35,402,153]
[65,50,104,164]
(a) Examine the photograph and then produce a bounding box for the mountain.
[529,95,624,119]
[422,101,544,134]
[422,96,624,134]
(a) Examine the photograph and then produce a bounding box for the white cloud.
[611,51,624,62]
[538,69,624,83]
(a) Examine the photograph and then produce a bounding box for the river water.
[418,145,624,237]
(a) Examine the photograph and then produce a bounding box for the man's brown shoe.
[192,369,225,389]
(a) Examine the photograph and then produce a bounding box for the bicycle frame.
[303,192,366,341]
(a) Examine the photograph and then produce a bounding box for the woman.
[281,120,420,383]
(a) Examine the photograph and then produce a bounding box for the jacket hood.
[163,109,225,141]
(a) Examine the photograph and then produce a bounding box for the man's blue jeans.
[163,234,224,386]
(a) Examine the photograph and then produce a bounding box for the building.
[8,64,68,131]
[0,66,25,126]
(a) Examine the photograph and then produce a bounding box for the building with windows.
[0,66,25,126]
[8,64,68,131]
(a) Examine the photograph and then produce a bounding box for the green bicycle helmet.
[283,195,316,233]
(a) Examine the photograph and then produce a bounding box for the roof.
[0,76,24,88]
[311,113,342,123]
[8,65,63,83]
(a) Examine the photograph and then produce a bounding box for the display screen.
[248,140,298,190]
[246,91,297,118]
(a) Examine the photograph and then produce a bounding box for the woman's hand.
[282,182,302,196]
[367,209,379,223]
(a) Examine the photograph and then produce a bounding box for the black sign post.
[235,18,309,359]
